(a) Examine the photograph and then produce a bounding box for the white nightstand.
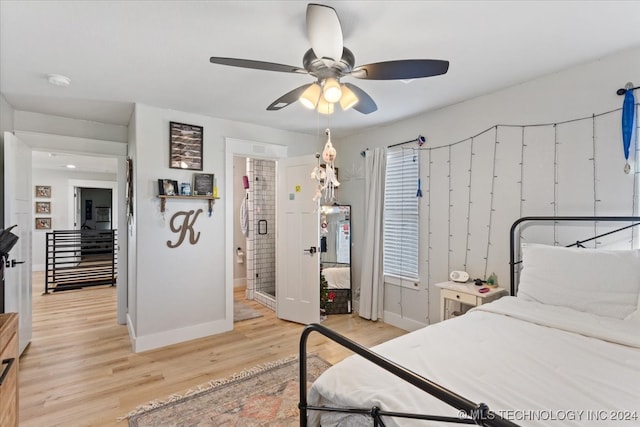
[435,281,508,321]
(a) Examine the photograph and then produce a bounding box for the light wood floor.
[20,272,406,426]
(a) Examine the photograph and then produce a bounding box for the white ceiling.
[1,0,640,139]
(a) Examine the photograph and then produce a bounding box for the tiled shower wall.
[246,158,276,309]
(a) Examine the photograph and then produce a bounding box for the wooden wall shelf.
[157,195,219,213]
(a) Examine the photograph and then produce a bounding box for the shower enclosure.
[245,158,277,310]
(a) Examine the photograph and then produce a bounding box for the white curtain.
[359,148,386,320]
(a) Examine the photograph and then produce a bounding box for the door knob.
[303,246,317,255]
[6,259,25,268]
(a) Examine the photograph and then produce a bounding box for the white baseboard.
[32,264,45,272]
[131,318,233,353]
[234,277,246,288]
[383,310,427,332]
[126,313,137,352]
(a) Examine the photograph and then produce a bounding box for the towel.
[240,197,249,237]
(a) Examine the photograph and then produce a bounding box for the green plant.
[320,272,328,311]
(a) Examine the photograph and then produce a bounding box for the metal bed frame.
[299,323,518,426]
[299,215,640,427]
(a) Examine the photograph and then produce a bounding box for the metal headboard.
[509,216,640,296]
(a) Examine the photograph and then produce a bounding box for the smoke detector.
[47,74,71,87]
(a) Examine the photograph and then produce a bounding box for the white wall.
[0,94,14,138]
[337,46,640,330]
[127,108,138,337]
[30,168,116,271]
[129,103,320,352]
[0,94,15,227]
[14,110,127,143]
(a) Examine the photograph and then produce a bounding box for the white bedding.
[322,267,351,289]
[308,297,640,426]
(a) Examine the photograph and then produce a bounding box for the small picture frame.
[170,121,203,171]
[35,217,51,230]
[158,179,179,196]
[95,207,111,222]
[180,182,192,196]
[35,201,51,214]
[35,185,51,198]
[193,173,214,196]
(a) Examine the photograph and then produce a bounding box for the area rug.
[123,354,331,426]
[233,300,263,322]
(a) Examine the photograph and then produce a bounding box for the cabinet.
[436,281,507,321]
[0,313,18,427]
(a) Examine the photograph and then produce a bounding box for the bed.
[322,266,351,289]
[300,216,640,426]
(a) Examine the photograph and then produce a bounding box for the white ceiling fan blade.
[306,3,343,63]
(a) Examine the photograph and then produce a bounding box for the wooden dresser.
[0,313,18,427]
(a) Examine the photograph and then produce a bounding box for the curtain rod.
[388,135,426,148]
[617,83,638,95]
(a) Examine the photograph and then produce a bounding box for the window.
[383,148,419,280]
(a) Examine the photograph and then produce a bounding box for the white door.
[276,156,320,324]
[4,132,32,354]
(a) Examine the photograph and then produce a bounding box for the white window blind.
[383,148,419,280]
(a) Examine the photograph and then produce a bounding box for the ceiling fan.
[209,3,449,115]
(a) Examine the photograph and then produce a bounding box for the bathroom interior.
[233,156,352,315]
[234,156,277,310]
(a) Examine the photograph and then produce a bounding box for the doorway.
[67,179,118,278]
[7,131,126,354]
[25,137,127,326]
[226,140,321,325]
[225,138,288,323]
[76,187,113,230]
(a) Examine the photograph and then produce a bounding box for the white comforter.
[323,267,351,289]
[308,297,640,426]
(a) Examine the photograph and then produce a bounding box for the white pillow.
[322,267,351,289]
[517,243,640,319]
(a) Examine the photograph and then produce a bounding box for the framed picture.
[180,182,192,196]
[35,201,51,214]
[170,121,203,171]
[35,217,51,230]
[193,173,214,196]
[95,207,111,222]
[85,200,93,220]
[35,185,51,198]
[158,179,179,196]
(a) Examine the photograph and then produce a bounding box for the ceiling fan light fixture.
[339,84,358,110]
[323,77,342,103]
[316,97,334,115]
[299,83,322,109]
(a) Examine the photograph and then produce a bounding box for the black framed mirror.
[320,205,352,314]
